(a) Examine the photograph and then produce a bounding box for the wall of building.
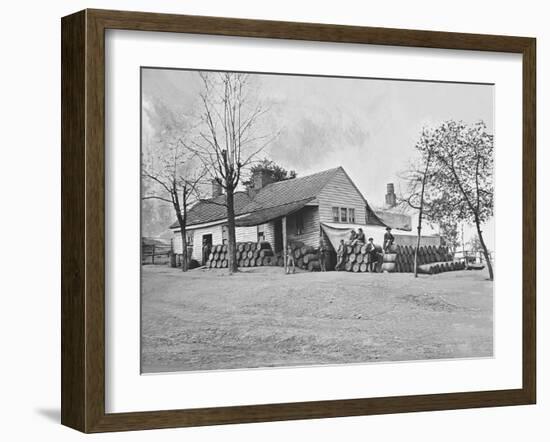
[285,206,320,248]
[317,168,368,225]
[173,224,272,262]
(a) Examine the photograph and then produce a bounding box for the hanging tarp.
[321,222,441,250]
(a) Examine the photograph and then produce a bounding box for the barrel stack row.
[342,244,465,274]
[342,242,383,273]
[388,245,465,274]
[287,241,321,271]
[206,241,275,268]
[206,241,322,271]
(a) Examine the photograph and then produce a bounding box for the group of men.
[285,226,395,274]
[335,226,395,272]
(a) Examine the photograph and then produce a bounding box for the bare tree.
[142,102,206,271]
[192,72,275,273]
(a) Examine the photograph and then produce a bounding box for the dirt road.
[141,266,493,373]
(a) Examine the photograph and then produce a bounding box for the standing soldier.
[318,237,328,272]
[285,241,296,274]
[202,238,210,267]
[366,237,378,272]
[335,239,346,271]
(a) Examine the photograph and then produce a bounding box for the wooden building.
[170,166,439,263]
[172,167,386,262]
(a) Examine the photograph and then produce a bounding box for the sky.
[141,68,494,247]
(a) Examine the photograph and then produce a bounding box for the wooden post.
[282,216,287,271]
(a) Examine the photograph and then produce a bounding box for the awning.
[235,198,315,227]
[321,222,441,250]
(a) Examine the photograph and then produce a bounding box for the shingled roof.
[169,191,252,229]
[170,166,385,228]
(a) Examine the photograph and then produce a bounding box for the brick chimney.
[211,178,223,198]
[385,183,397,208]
[252,169,274,190]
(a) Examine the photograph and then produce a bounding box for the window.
[186,231,194,246]
[340,207,348,223]
[332,206,357,223]
[332,207,339,222]
[295,213,304,235]
[257,224,265,242]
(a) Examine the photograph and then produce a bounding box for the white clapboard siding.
[285,206,320,248]
[173,225,224,261]
[317,168,367,224]
[235,226,258,243]
[263,222,276,246]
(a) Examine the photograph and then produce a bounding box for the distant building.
[373,182,413,231]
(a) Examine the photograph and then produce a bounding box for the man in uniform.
[383,227,395,252]
[285,241,296,274]
[318,237,328,272]
[335,239,346,271]
[366,237,379,272]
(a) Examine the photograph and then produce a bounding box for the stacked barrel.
[286,241,321,271]
[343,242,379,273]
[206,240,323,271]
[388,245,465,274]
[207,241,275,268]
[342,244,465,274]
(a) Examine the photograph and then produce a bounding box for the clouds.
[142,67,494,207]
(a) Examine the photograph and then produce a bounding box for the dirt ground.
[141,266,493,373]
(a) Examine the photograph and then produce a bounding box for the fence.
[142,243,172,265]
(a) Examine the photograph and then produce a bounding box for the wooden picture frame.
[61,9,536,433]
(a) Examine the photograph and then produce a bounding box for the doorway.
[202,234,213,265]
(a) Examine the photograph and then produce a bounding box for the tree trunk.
[225,186,238,273]
[474,218,494,281]
[179,227,188,272]
[414,152,431,278]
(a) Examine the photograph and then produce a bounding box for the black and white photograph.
[140,67,495,374]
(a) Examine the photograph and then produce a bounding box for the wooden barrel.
[386,244,398,253]
[380,262,396,273]
[352,263,360,273]
[303,253,316,264]
[344,261,353,272]
[346,245,353,254]
[353,244,362,254]
[220,260,227,268]
[383,253,397,263]
[208,253,214,261]
[359,262,368,272]
[259,249,273,258]
[360,244,368,254]
[297,258,304,268]
[356,254,364,264]
[256,258,263,266]
[307,260,320,271]
[348,253,356,263]
[263,256,273,266]
[294,249,302,259]
[258,241,271,250]
[249,258,256,267]
[237,243,245,252]
[221,245,228,253]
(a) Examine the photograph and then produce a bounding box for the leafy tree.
[413,120,494,280]
[242,158,297,186]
